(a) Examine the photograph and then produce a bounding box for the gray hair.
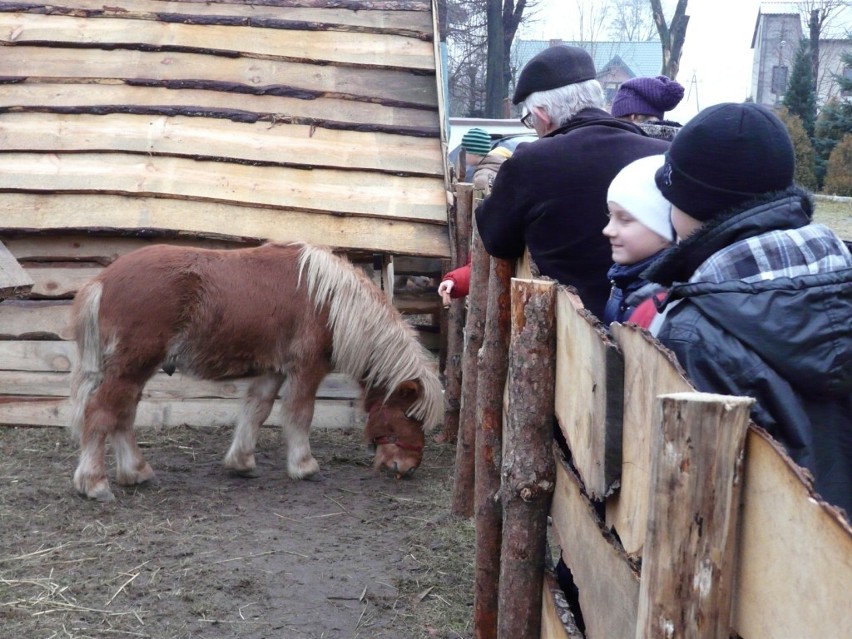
[524,79,606,129]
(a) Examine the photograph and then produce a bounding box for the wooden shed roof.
[0,0,450,257]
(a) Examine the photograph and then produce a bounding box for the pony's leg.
[224,372,285,477]
[112,383,155,488]
[74,376,146,502]
[281,368,327,480]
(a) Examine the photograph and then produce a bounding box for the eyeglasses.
[521,111,535,129]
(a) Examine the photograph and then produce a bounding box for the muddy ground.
[0,424,475,639]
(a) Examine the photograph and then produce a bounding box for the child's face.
[603,203,671,265]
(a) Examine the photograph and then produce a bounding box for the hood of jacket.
[645,186,816,285]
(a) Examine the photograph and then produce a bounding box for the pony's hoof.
[116,464,156,487]
[77,485,115,503]
[229,467,261,479]
[302,472,325,482]
[74,475,115,502]
[287,456,321,481]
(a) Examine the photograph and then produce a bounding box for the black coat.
[646,188,852,516]
[475,108,670,319]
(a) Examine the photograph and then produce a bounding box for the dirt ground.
[0,424,475,639]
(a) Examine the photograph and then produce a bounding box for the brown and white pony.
[69,242,443,502]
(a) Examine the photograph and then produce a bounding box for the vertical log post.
[441,182,473,444]
[497,279,557,639]
[636,392,753,639]
[451,212,489,517]
[472,255,514,639]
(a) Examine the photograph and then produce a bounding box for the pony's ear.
[397,380,421,400]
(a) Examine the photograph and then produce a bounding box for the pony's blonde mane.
[296,244,442,431]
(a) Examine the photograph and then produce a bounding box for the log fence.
[443,180,852,639]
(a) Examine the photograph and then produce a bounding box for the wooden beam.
[3,234,251,263]
[0,153,447,223]
[0,396,363,430]
[636,392,752,639]
[0,300,73,340]
[0,241,34,300]
[0,194,451,258]
[0,83,440,134]
[0,113,445,177]
[732,427,852,639]
[1,0,433,32]
[0,12,436,70]
[3,46,439,108]
[551,451,640,639]
[540,570,583,639]
[554,288,624,499]
[606,324,693,556]
[0,369,361,401]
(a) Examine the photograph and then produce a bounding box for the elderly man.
[476,45,669,318]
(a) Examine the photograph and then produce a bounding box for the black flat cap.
[512,45,597,104]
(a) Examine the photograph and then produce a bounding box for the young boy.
[601,154,674,325]
[644,102,852,515]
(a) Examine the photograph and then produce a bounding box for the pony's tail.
[69,281,104,440]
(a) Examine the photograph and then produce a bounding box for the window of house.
[771,65,788,95]
[605,82,619,103]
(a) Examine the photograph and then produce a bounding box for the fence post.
[472,255,514,638]
[441,182,473,444]
[497,278,557,639]
[636,392,752,639]
[451,210,489,517]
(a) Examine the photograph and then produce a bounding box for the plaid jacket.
[646,187,852,515]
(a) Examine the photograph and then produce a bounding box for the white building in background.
[751,5,852,109]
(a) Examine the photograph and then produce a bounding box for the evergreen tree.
[814,51,852,188]
[777,107,818,191]
[782,38,817,138]
[815,99,851,186]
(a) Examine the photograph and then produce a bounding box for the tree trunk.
[809,10,821,96]
[451,212,489,517]
[472,255,513,639]
[484,0,505,118]
[651,0,690,80]
[441,183,474,444]
[497,279,557,639]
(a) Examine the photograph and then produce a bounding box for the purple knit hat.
[611,75,685,119]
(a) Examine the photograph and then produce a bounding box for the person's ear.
[532,106,551,132]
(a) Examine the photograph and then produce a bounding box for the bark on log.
[472,255,513,639]
[635,392,752,639]
[497,279,557,639]
[451,214,488,517]
[441,182,473,443]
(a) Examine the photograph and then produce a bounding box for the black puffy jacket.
[646,188,852,516]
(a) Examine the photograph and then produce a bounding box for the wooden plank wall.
[0,0,450,258]
[540,289,852,639]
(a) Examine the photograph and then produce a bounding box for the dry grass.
[813,195,852,240]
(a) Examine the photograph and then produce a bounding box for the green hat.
[461,128,491,156]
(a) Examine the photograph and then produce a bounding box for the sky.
[517,0,768,123]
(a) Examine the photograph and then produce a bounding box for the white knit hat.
[607,155,674,242]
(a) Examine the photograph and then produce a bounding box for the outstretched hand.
[438,280,454,307]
